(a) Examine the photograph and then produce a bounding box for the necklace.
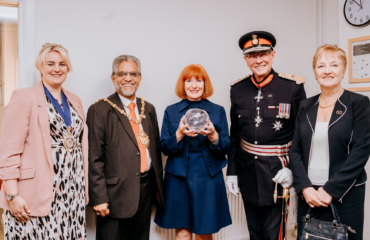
[319,89,344,108]
[319,102,336,108]
[96,97,149,148]
[96,97,146,124]
[44,84,77,153]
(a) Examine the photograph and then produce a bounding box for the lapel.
[109,93,139,150]
[36,81,54,170]
[177,99,190,113]
[328,91,347,129]
[63,88,85,122]
[200,99,213,114]
[306,96,320,133]
[306,91,348,132]
[137,98,150,136]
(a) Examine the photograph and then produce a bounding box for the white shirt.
[118,94,152,172]
[308,122,330,186]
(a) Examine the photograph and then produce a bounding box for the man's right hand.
[93,203,110,217]
[226,176,240,196]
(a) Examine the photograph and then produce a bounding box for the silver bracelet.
[209,136,219,145]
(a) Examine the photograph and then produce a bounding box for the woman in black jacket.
[289,44,370,240]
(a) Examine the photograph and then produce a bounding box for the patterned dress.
[5,97,86,240]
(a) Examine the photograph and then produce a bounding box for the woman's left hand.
[317,187,332,207]
[198,120,218,140]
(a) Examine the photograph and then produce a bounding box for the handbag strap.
[304,207,312,222]
[329,203,341,224]
[304,203,341,226]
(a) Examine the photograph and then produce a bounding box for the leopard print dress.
[5,97,86,240]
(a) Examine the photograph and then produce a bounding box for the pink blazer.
[0,81,89,216]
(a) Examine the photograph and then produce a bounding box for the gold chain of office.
[96,97,146,124]
[95,97,149,148]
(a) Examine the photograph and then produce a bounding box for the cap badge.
[252,35,259,46]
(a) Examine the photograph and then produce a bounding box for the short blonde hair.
[175,64,213,99]
[35,43,72,73]
[313,44,347,69]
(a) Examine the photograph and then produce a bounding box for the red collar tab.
[251,74,274,89]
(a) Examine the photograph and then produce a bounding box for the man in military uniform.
[226,31,306,240]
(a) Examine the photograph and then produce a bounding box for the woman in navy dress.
[155,64,231,240]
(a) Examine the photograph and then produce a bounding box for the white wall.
[337,0,370,237]
[321,0,339,46]
[35,0,318,118]
[33,0,320,239]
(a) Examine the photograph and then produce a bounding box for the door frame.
[1,0,35,88]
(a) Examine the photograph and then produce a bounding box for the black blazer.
[290,90,370,202]
[86,92,164,218]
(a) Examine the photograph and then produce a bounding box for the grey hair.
[111,55,141,75]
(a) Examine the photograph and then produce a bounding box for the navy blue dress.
[155,99,232,234]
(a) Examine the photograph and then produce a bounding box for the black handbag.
[298,203,356,240]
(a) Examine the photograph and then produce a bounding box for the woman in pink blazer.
[0,43,89,239]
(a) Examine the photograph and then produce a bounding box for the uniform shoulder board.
[230,74,251,87]
[278,72,305,84]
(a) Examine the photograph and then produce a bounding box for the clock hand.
[353,0,361,7]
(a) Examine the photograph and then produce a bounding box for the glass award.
[184,108,209,132]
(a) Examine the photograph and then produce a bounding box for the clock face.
[344,0,370,26]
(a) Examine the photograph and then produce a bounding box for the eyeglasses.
[246,51,271,61]
[115,71,141,78]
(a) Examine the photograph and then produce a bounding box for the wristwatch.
[6,193,19,201]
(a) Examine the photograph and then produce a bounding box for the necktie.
[128,102,148,173]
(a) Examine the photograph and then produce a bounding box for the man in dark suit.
[87,54,164,240]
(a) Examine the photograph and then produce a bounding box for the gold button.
[257,107,260,110]
[254,156,258,159]
[254,141,258,144]
[238,115,241,118]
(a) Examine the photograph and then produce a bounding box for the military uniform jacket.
[227,69,306,206]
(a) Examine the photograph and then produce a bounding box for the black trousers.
[298,184,365,240]
[243,201,282,240]
[96,176,153,240]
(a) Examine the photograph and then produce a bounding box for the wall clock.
[344,0,370,26]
